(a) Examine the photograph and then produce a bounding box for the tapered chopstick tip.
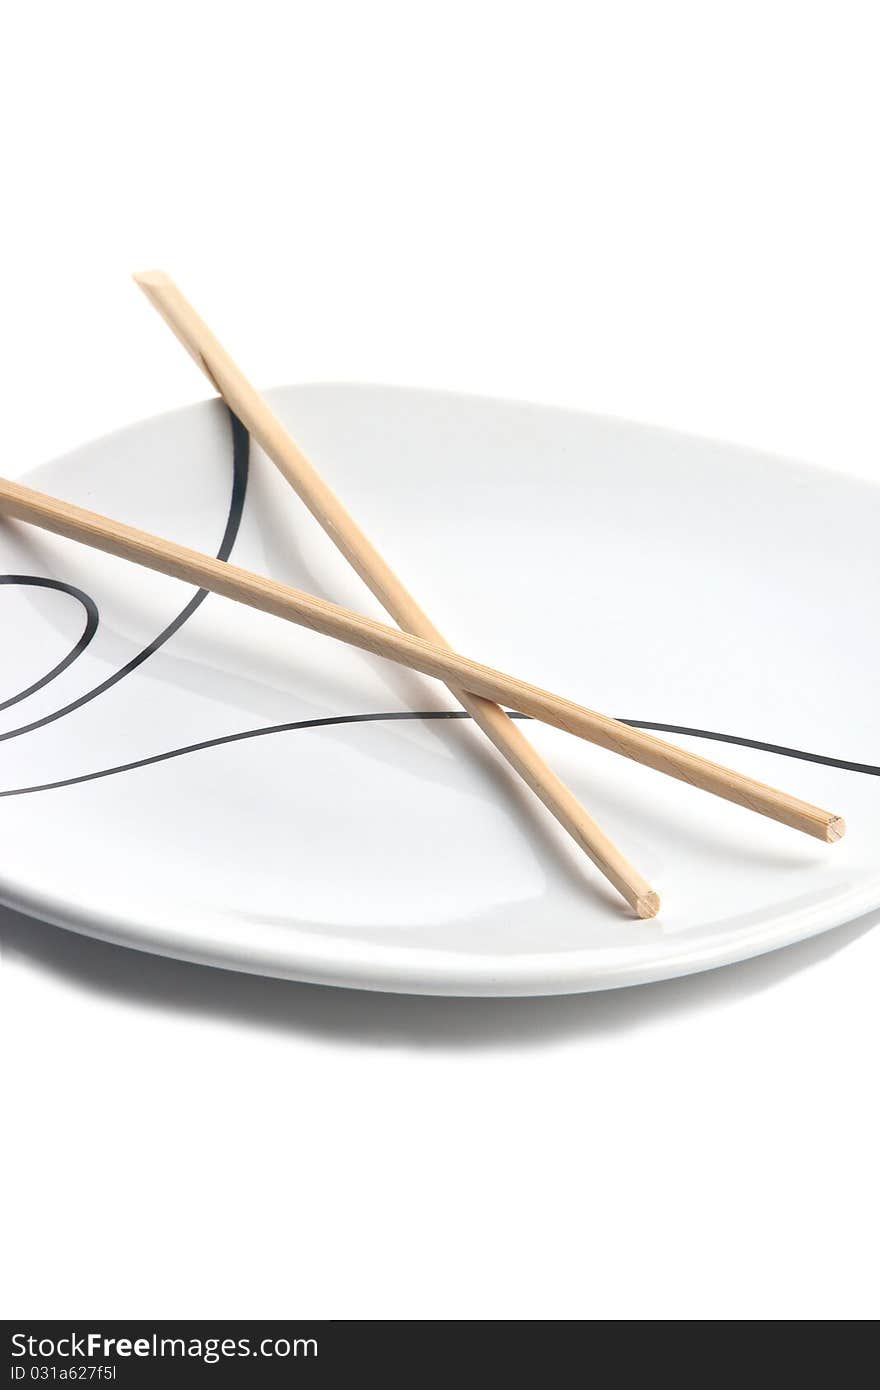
[636,890,661,920]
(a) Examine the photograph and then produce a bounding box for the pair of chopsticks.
[0,276,845,918]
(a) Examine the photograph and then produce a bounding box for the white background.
[1,1,877,1320]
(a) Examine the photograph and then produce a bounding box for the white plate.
[1,385,878,994]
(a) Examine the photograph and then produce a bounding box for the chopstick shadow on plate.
[2,901,875,1050]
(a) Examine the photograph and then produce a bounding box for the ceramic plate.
[1,385,878,994]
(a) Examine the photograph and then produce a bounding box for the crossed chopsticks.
[0,274,845,916]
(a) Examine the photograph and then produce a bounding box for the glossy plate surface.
[1,385,877,993]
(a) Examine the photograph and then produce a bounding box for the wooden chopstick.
[0,473,845,846]
[133,270,658,918]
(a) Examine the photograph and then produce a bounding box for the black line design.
[0,576,98,712]
[0,709,877,799]
[0,411,249,745]
[615,719,880,777]
[1,406,877,801]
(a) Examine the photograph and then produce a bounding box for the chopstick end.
[636,890,661,920]
[826,815,846,843]
[133,268,172,291]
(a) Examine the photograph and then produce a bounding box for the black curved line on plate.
[0,709,877,799]
[616,719,880,776]
[0,411,249,745]
[0,576,99,712]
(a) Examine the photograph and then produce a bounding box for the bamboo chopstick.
[0,473,845,845]
[133,270,657,918]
